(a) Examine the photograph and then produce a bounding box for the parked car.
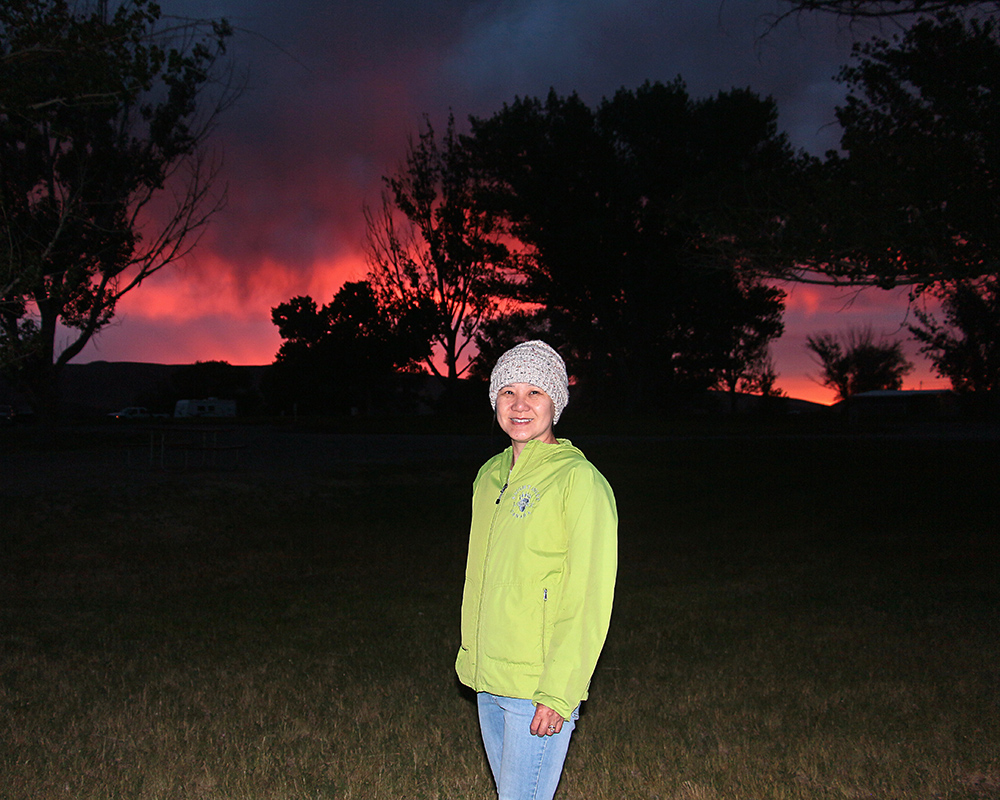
[0,404,14,425]
[107,406,151,420]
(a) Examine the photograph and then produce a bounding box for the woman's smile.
[496,383,557,457]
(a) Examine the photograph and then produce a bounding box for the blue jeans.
[477,692,580,800]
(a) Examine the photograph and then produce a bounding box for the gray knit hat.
[489,340,569,423]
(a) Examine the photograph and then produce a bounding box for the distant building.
[839,389,958,423]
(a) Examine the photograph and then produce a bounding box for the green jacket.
[455,438,618,720]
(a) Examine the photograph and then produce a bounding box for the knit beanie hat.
[489,340,569,423]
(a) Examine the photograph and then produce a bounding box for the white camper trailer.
[174,398,237,418]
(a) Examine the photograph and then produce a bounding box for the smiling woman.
[495,383,558,454]
[456,340,618,800]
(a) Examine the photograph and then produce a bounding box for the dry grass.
[1,426,997,799]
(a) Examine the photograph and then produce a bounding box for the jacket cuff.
[532,691,575,722]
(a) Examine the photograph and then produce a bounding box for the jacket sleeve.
[533,463,618,720]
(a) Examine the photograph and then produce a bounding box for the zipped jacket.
[455,438,617,721]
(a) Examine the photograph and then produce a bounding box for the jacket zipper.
[475,454,517,687]
[542,587,548,661]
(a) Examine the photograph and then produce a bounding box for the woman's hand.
[529,703,565,737]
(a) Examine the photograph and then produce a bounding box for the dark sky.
[74,0,945,403]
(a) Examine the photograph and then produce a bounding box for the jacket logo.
[509,485,540,518]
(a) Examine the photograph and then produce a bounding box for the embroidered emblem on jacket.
[509,485,540,518]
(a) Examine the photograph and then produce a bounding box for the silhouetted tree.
[0,0,237,419]
[267,281,431,415]
[467,81,793,409]
[741,351,785,399]
[769,11,999,289]
[807,328,914,400]
[909,277,1000,394]
[711,281,787,398]
[129,360,260,416]
[265,295,330,414]
[365,114,517,387]
[172,360,249,401]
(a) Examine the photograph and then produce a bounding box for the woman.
[456,340,618,800]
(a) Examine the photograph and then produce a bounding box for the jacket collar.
[504,437,573,474]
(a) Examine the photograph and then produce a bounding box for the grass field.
[1,423,998,799]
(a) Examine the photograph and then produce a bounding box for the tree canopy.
[466,81,790,409]
[267,281,431,415]
[909,277,1000,394]
[0,0,235,416]
[767,10,999,290]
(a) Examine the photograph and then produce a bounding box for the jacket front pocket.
[481,582,544,666]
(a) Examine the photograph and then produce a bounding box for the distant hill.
[1,360,829,418]
[0,361,268,417]
[65,362,186,413]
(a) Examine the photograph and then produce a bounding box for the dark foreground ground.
[1,418,998,799]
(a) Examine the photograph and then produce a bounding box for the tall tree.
[909,277,1000,394]
[0,0,235,417]
[807,328,914,400]
[365,114,516,386]
[467,81,793,409]
[770,11,999,289]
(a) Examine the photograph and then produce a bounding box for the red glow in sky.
[771,284,949,405]
[74,245,949,407]
[76,249,368,364]
[64,1,952,406]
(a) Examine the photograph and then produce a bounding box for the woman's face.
[496,383,558,450]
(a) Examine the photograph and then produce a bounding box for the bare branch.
[0,0,238,415]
